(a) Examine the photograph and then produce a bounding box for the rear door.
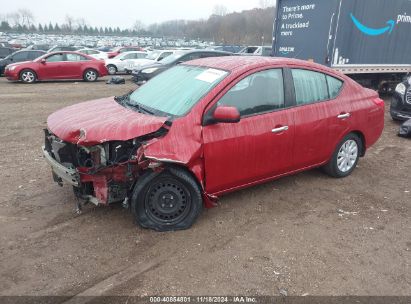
[203,68,295,194]
[64,53,87,78]
[290,68,350,169]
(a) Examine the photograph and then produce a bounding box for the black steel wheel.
[131,168,203,231]
[145,177,191,225]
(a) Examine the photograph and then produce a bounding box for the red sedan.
[107,46,142,58]
[5,51,108,83]
[43,56,384,231]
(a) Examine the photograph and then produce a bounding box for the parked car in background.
[0,50,46,75]
[26,44,50,51]
[208,45,243,53]
[5,51,107,83]
[0,47,14,59]
[131,50,231,83]
[0,41,13,48]
[391,77,411,121]
[238,46,272,56]
[43,56,384,231]
[105,51,147,75]
[107,46,142,58]
[97,46,113,52]
[47,46,80,53]
[78,49,108,60]
[124,49,175,73]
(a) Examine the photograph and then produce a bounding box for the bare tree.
[75,17,88,30]
[259,0,276,9]
[65,15,75,32]
[133,20,145,32]
[18,9,34,26]
[7,12,22,27]
[212,5,228,16]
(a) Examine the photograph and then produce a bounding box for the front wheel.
[83,69,98,82]
[20,69,37,83]
[131,168,203,231]
[323,133,362,178]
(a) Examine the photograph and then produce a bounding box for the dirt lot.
[0,76,410,298]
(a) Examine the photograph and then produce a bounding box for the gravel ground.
[0,76,410,298]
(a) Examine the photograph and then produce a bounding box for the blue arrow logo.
[350,13,395,36]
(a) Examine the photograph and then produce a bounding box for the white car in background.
[105,51,147,75]
[124,49,175,73]
[78,49,109,60]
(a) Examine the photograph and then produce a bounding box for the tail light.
[373,98,385,107]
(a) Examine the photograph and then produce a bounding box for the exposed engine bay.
[43,127,169,207]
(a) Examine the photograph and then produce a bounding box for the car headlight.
[142,67,158,74]
[395,83,406,95]
[7,66,17,71]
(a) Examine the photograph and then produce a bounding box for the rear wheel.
[83,69,98,82]
[323,133,361,178]
[131,168,203,231]
[20,69,37,83]
[107,65,117,75]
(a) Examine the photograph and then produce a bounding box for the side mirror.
[213,106,240,123]
[41,58,46,64]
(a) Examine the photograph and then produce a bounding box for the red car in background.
[43,57,384,231]
[107,46,142,58]
[4,51,108,83]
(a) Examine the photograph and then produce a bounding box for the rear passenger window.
[292,69,329,105]
[218,69,285,117]
[12,52,28,61]
[327,76,343,99]
[29,52,42,60]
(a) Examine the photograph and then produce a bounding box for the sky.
[2,0,268,29]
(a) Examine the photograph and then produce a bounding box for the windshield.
[159,51,186,65]
[128,65,228,116]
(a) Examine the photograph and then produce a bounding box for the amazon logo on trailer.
[350,11,411,36]
[350,13,395,36]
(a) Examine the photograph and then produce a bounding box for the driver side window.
[46,54,64,62]
[218,69,285,117]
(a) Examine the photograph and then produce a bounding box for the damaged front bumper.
[42,146,80,187]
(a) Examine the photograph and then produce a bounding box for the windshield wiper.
[125,100,154,115]
[114,91,133,105]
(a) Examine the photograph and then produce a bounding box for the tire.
[323,133,362,178]
[20,69,37,83]
[83,69,98,82]
[107,65,117,75]
[131,167,203,232]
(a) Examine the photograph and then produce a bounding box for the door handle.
[337,113,351,119]
[272,126,289,133]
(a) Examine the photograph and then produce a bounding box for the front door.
[203,68,295,194]
[37,53,65,79]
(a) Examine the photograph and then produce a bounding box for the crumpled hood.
[47,97,168,146]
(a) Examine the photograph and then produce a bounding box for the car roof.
[185,56,345,77]
[18,50,46,53]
